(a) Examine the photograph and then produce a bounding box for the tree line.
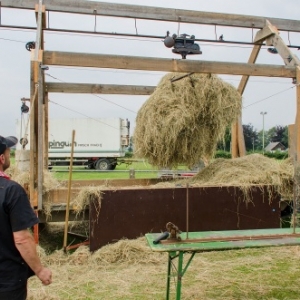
[217,124,288,152]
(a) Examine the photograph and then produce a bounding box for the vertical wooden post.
[296,67,300,162]
[37,64,44,209]
[231,123,238,158]
[30,59,39,208]
[63,130,75,252]
[292,67,300,230]
[231,44,261,158]
[288,124,296,161]
[44,92,49,169]
[30,0,46,210]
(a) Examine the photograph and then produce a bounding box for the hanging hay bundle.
[134,72,242,168]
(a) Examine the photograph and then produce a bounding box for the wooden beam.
[266,34,300,67]
[29,61,38,208]
[296,67,300,162]
[43,51,296,78]
[2,0,300,32]
[254,20,279,43]
[231,44,262,158]
[45,82,155,95]
[44,92,49,169]
[289,124,296,161]
[31,0,44,210]
[255,21,300,68]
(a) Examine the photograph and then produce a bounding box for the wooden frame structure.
[2,0,300,208]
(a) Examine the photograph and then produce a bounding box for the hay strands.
[170,72,194,82]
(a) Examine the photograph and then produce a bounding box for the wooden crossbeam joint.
[254,20,279,44]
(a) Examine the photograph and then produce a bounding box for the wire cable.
[0,36,26,43]
[48,99,120,130]
[244,85,296,108]
[45,73,137,114]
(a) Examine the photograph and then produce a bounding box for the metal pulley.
[25,41,35,52]
[20,137,28,149]
[21,102,29,114]
[164,32,202,59]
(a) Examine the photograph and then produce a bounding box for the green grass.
[51,161,189,181]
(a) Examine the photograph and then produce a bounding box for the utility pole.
[260,112,267,153]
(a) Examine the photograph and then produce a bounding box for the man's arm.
[13,229,52,285]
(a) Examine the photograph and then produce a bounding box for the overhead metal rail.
[1,24,300,51]
[1,0,300,33]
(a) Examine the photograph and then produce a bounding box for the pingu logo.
[49,141,77,149]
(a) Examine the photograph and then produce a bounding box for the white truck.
[17,117,130,170]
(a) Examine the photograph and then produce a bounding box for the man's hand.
[13,229,53,286]
[36,267,52,285]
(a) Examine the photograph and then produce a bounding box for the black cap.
[0,136,18,155]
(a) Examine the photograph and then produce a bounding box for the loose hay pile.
[27,238,300,299]
[153,154,293,203]
[191,154,294,202]
[134,72,242,168]
[7,165,60,193]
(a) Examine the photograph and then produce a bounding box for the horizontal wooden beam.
[46,82,155,95]
[43,51,296,78]
[2,0,300,32]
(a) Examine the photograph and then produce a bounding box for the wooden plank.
[37,64,44,210]
[289,124,296,160]
[231,123,238,158]
[296,67,300,161]
[266,34,300,67]
[2,0,300,32]
[46,82,155,95]
[43,51,296,78]
[30,60,38,208]
[44,92,49,169]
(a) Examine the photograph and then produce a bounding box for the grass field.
[50,161,189,181]
[27,238,300,300]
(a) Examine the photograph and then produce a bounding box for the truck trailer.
[17,117,130,170]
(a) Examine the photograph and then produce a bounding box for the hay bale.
[134,72,242,168]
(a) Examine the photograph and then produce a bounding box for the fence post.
[129,169,135,179]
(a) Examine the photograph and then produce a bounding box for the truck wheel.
[95,159,111,170]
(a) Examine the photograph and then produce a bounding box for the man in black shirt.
[0,135,52,300]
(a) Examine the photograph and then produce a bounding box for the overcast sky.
[1,0,300,140]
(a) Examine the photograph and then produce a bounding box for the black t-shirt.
[0,177,39,292]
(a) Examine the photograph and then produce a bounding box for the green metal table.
[145,228,300,300]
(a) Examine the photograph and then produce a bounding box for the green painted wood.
[145,228,300,252]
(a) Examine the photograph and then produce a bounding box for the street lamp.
[260,112,267,153]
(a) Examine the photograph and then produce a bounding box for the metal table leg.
[176,251,184,300]
[166,251,196,300]
[166,252,173,300]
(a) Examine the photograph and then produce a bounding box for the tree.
[267,125,288,147]
[242,123,259,152]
